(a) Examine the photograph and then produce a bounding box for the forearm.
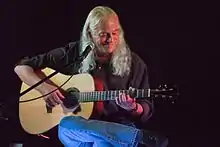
[14,65,48,91]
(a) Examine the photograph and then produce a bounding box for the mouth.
[103,44,113,48]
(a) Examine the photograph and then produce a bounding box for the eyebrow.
[97,28,120,34]
[102,28,120,33]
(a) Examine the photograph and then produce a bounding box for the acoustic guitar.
[19,68,177,135]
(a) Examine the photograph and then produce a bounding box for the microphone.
[77,44,94,61]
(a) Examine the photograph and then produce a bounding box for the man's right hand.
[38,83,65,107]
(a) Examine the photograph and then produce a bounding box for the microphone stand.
[19,45,93,97]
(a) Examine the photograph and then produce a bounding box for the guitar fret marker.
[148,89,150,97]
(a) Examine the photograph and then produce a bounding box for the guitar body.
[19,67,177,135]
[19,68,95,134]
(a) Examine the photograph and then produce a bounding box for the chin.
[108,47,115,53]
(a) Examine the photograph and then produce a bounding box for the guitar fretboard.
[78,89,150,102]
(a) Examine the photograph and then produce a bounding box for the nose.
[105,33,112,43]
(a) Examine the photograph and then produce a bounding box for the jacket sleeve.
[15,42,79,74]
[128,53,154,124]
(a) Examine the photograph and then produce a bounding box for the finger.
[53,92,63,104]
[126,95,134,103]
[118,93,123,104]
[121,93,127,103]
[46,102,54,108]
[115,96,120,105]
[46,98,55,107]
[56,90,65,99]
[48,96,57,106]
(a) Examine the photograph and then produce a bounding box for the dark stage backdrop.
[1,1,218,147]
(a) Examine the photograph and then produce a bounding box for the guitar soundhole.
[62,87,80,109]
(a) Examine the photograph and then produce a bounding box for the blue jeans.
[58,116,143,147]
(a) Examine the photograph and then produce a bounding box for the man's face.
[91,15,120,55]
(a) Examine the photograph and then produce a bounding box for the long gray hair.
[78,6,132,77]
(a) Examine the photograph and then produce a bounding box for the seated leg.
[58,116,142,147]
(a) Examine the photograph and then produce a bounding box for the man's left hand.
[115,93,137,111]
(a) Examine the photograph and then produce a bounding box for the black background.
[1,0,219,147]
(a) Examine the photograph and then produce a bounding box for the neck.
[78,88,150,102]
[95,52,112,64]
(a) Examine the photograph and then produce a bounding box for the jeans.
[58,116,143,147]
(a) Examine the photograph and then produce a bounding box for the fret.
[103,91,105,100]
[85,93,88,101]
[100,91,103,101]
[101,91,102,100]
[84,92,87,101]
[88,92,91,101]
[109,90,111,100]
[80,92,84,102]
[82,92,85,101]
[80,93,84,101]
[96,91,99,101]
[91,92,94,101]
[114,90,118,98]
[102,91,104,100]
[79,93,82,101]
[87,92,89,101]
[97,92,99,100]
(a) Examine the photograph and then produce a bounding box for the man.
[14,6,168,147]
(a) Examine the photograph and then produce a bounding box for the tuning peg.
[169,88,174,91]
[162,95,166,98]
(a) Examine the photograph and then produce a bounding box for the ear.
[88,31,92,38]
[86,26,92,38]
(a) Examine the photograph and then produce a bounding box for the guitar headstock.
[150,84,179,103]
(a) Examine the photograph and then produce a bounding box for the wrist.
[129,103,138,112]
[36,82,49,92]
[130,103,143,116]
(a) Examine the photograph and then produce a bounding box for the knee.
[59,116,86,130]
[58,116,85,144]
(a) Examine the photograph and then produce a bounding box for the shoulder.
[66,41,80,50]
[130,52,148,69]
[61,41,80,54]
[49,41,80,58]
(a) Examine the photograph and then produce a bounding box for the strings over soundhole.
[62,87,80,109]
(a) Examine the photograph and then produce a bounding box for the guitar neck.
[78,89,150,102]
